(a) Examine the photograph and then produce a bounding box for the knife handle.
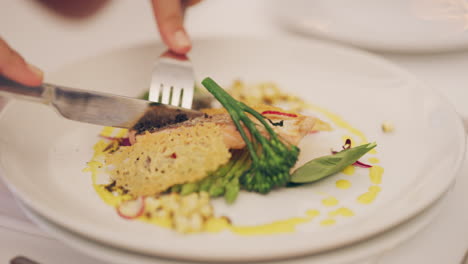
[0,75,51,104]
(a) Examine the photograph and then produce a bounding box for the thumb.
[151,0,191,54]
[0,38,43,86]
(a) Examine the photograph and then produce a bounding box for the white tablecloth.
[1,1,467,263]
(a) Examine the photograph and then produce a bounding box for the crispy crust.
[105,123,231,196]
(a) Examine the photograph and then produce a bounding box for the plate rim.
[16,190,451,264]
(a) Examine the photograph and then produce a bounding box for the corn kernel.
[164,200,180,211]
[382,121,394,133]
[182,193,199,212]
[174,215,190,233]
[199,204,213,218]
[138,191,217,234]
[145,197,162,211]
[154,208,170,218]
[189,213,203,231]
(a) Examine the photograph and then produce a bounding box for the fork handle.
[0,75,52,104]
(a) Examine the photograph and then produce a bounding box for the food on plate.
[106,122,231,196]
[290,139,376,184]
[381,121,394,133]
[105,78,329,201]
[87,77,380,234]
[147,192,218,233]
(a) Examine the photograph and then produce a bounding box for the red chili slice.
[261,110,298,118]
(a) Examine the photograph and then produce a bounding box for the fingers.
[183,0,202,8]
[0,38,43,86]
[151,0,191,54]
[36,0,110,19]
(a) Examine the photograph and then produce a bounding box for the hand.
[0,38,43,86]
[151,0,202,54]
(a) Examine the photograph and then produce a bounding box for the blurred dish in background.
[271,0,468,53]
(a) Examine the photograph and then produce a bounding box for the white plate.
[272,0,468,52]
[0,37,465,262]
[17,191,450,264]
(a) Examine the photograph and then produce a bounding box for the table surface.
[1,1,468,263]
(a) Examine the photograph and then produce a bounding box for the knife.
[0,75,204,130]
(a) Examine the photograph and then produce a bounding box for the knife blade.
[0,75,204,129]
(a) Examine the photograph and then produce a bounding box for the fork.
[149,50,195,109]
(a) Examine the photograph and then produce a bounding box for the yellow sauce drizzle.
[204,218,231,233]
[306,209,320,218]
[342,165,355,175]
[322,197,339,207]
[84,138,132,207]
[99,127,128,138]
[100,127,114,137]
[306,103,367,145]
[231,217,312,235]
[116,128,129,138]
[357,186,381,204]
[335,179,351,189]
[368,157,380,164]
[320,219,336,226]
[369,166,384,185]
[328,207,354,217]
[204,210,321,235]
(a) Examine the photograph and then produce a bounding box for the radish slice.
[117,196,145,219]
[353,160,372,168]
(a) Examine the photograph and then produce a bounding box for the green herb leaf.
[290,142,377,183]
[140,90,150,100]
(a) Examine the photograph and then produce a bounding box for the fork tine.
[181,85,194,109]
[170,86,182,107]
[160,84,171,105]
[149,50,194,108]
[149,81,162,102]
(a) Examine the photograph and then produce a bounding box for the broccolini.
[201,77,300,194]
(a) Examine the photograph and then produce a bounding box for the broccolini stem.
[202,78,263,162]
[244,105,279,140]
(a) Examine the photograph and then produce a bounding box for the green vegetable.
[290,142,376,183]
[180,182,199,195]
[202,77,300,194]
[175,149,249,203]
[170,184,182,193]
[173,77,377,203]
[140,91,150,100]
[224,181,240,204]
